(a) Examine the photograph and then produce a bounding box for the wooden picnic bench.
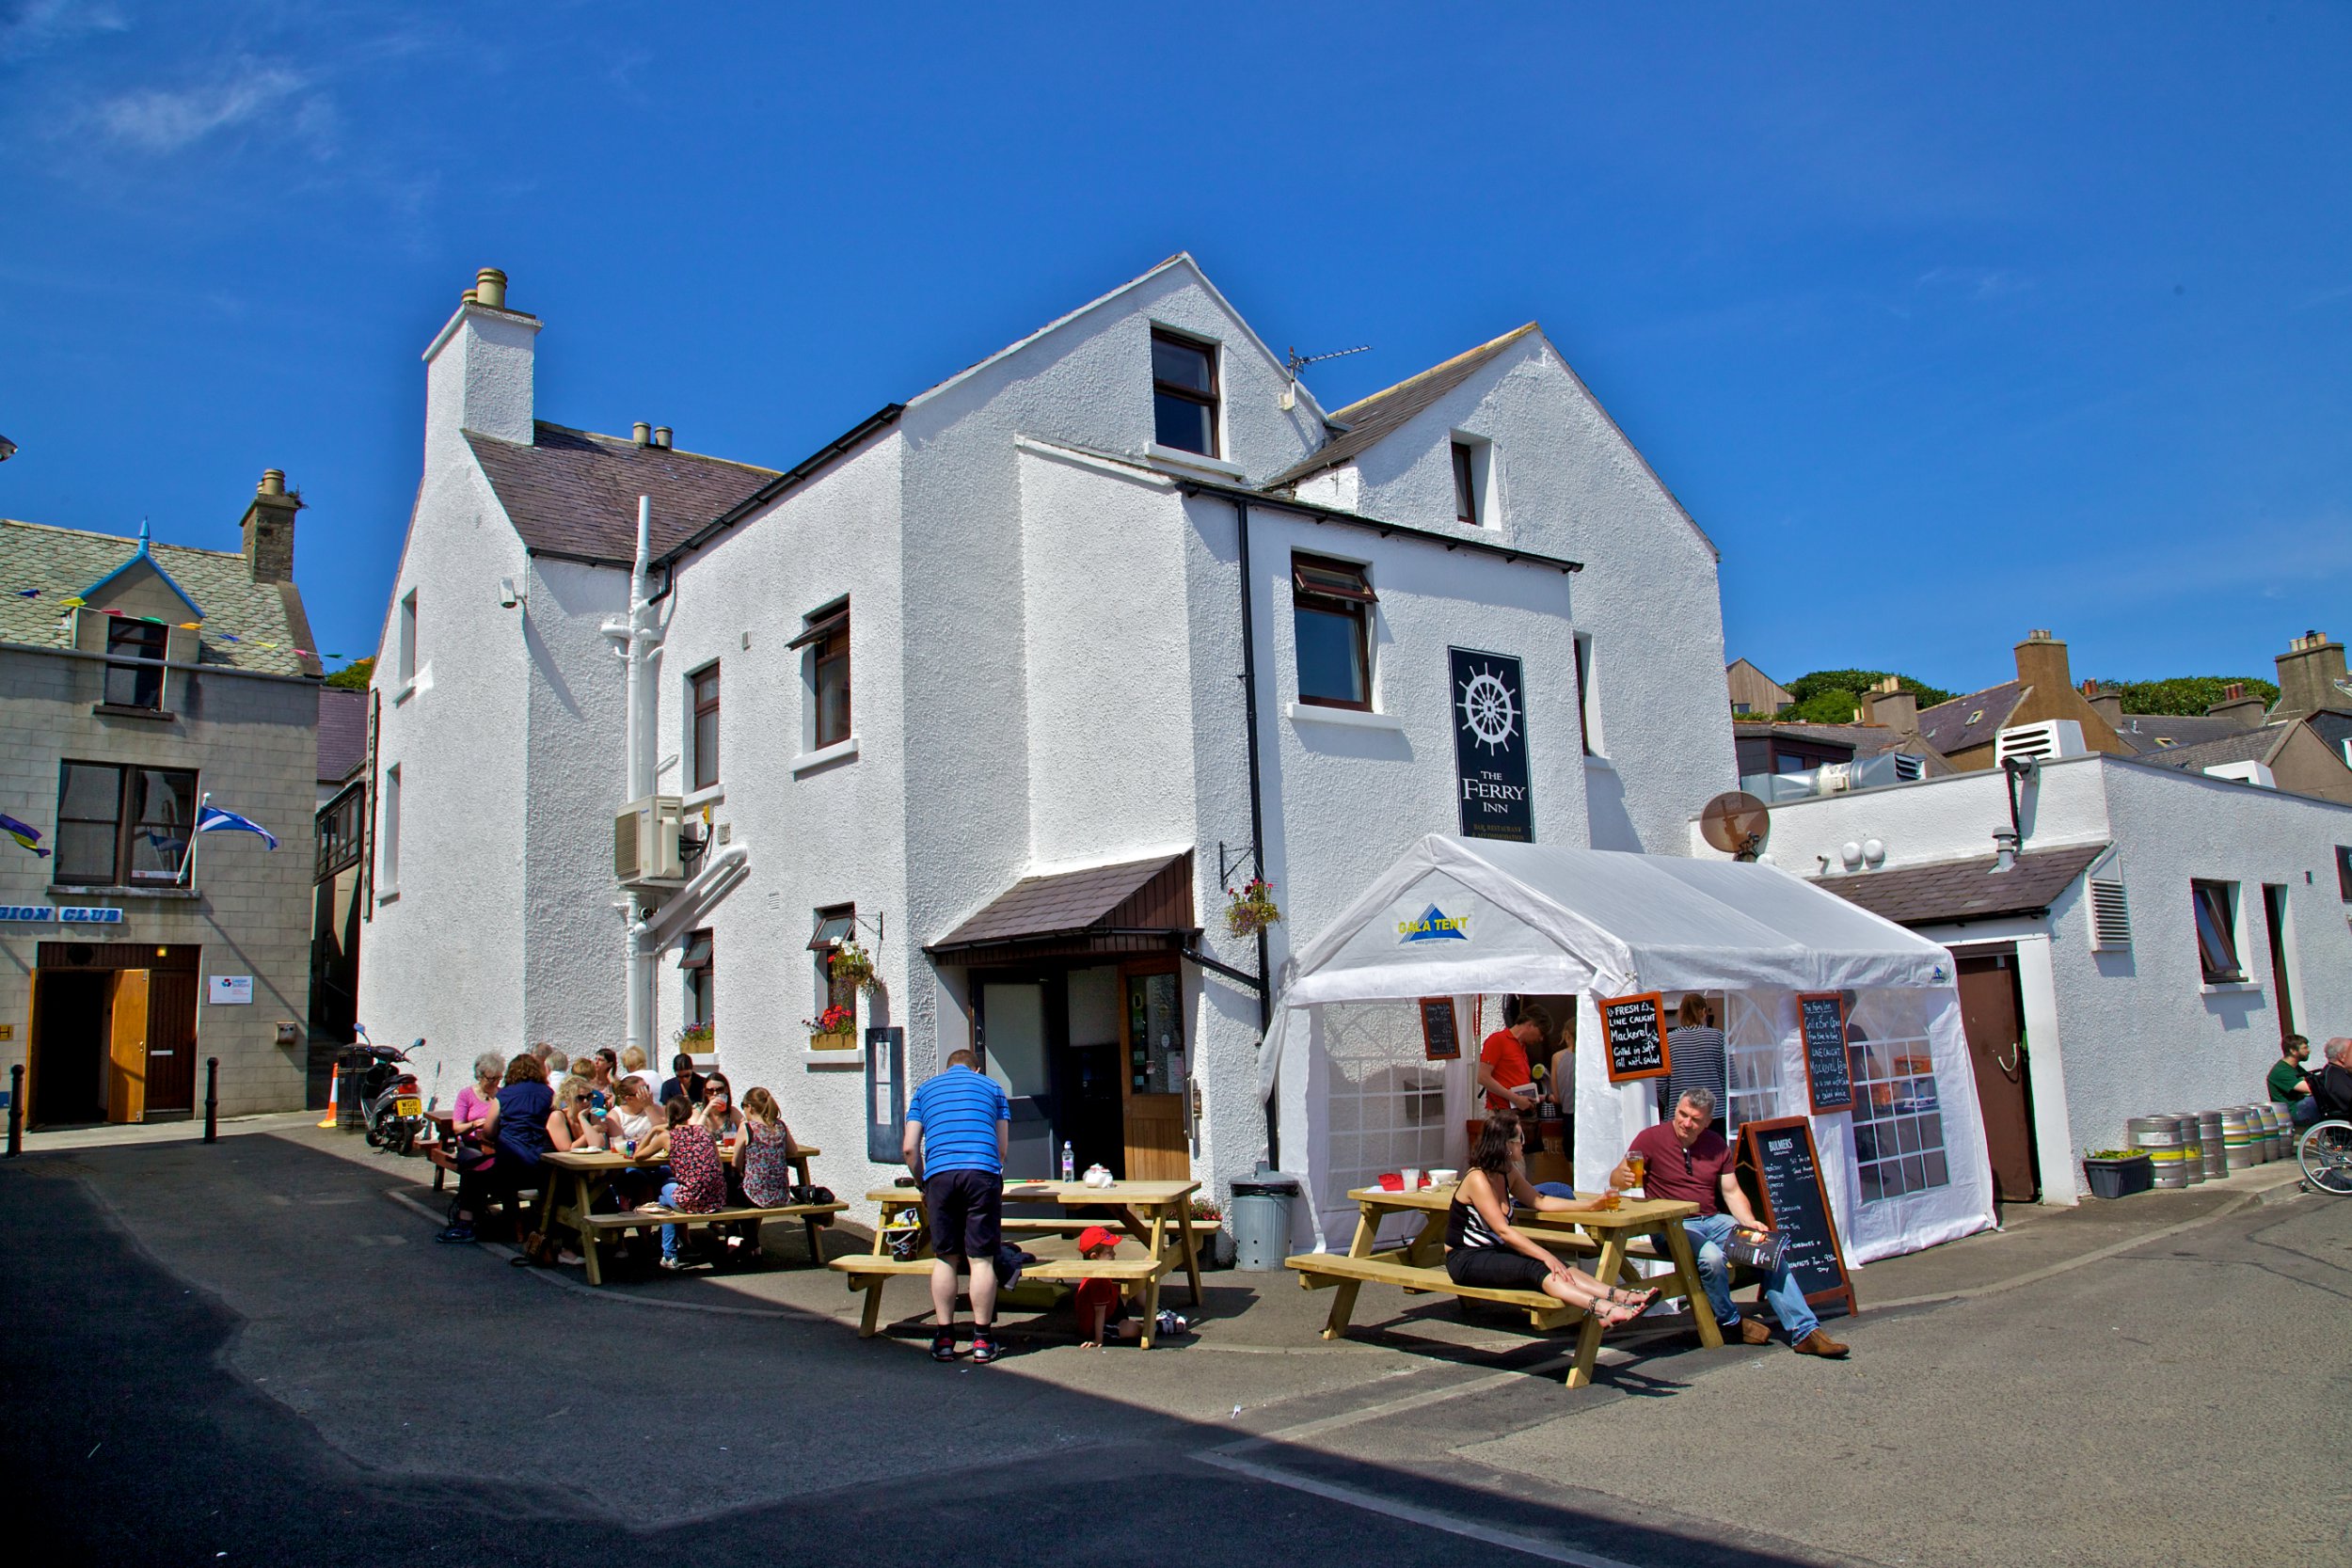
[538,1144,839,1285]
[831,1179,1203,1348]
[1287,1184,1724,1387]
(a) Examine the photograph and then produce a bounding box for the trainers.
[970,1329,1002,1364]
[930,1331,961,1363]
[659,1256,685,1272]
[1155,1309,1187,1338]
[435,1225,475,1243]
[1739,1318,1773,1346]
[1793,1328,1850,1358]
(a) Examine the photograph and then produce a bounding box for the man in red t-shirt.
[1478,1004,1552,1113]
[1613,1087,1849,1358]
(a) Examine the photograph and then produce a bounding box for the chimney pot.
[260,469,285,497]
[632,421,652,447]
[653,426,673,449]
[474,268,508,309]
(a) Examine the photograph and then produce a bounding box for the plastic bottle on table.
[1060,1140,1075,1181]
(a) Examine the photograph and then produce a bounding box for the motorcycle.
[351,1026,430,1156]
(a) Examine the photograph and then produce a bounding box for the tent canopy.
[1273,836,1956,1032]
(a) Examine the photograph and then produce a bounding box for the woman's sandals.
[1592,1286,1660,1326]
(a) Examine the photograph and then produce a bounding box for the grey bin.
[1230,1171,1301,1271]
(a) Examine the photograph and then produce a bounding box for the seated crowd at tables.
[437,1049,800,1270]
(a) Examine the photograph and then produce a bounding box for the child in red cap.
[1073,1225,1144,1348]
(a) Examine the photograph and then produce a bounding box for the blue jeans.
[2288,1096,2321,1128]
[1675,1212,1819,1344]
[660,1180,685,1261]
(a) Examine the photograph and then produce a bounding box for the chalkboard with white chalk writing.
[1598,991,1671,1084]
[1418,997,1461,1061]
[1797,992,1854,1114]
[1735,1116,1855,1320]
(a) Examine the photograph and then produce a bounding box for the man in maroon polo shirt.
[1614,1087,1848,1357]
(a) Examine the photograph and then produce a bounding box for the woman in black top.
[1446,1109,1656,1324]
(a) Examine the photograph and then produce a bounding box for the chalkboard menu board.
[1735,1116,1855,1321]
[1418,997,1461,1061]
[1796,992,1854,1114]
[1598,991,1671,1084]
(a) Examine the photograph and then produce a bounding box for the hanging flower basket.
[1223,877,1281,940]
[803,1003,856,1052]
[831,938,881,996]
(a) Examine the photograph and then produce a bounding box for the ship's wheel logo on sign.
[1457,665,1518,753]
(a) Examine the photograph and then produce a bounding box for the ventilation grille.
[1892,752,1925,782]
[2089,877,2132,950]
[1996,719,2087,764]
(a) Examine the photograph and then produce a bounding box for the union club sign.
[1448,646,1534,843]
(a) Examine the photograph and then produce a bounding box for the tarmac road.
[3,1130,2344,1567]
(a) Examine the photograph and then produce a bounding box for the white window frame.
[1575,632,1605,760]
[1450,432,1496,527]
[395,589,419,692]
[376,763,402,898]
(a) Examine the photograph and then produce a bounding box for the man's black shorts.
[922,1168,1002,1260]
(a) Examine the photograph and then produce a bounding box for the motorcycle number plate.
[394,1097,422,1117]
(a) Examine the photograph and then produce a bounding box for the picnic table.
[1287,1183,1724,1387]
[538,1142,841,1285]
[830,1178,1205,1348]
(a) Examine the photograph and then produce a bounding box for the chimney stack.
[2272,629,2349,721]
[2205,680,2268,729]
[422,265,537,449]
[1862,674,1919,736]
[2012,629,2074,699]
[240,468,303,583]
[2080,679,2123,729]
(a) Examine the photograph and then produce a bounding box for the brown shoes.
[1739,1317,1773,1345]
[1793,1328,1850,1358]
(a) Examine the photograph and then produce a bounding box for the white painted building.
[1705,741,2352,1203]
[359,258,1736,1207]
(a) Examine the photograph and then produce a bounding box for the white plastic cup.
[1401,1166,1422,1191]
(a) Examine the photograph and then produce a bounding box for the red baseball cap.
[1076,1225,1121,1254]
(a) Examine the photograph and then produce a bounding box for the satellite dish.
[1699,791,1771,860]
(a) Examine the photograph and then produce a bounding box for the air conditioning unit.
[2202,760,2275,788]
[1995,719,2086,765]
[615,796,685,883]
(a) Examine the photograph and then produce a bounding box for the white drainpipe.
[613,496,660,1060]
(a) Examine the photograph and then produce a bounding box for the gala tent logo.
[1396,904,1470,944]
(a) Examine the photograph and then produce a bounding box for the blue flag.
[196,804,278,850]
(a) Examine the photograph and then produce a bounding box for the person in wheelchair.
[2313,1038,2352,1122]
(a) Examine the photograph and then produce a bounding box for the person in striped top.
[1661,993,1727,1134]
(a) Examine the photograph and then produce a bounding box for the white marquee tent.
[1257,836,1996,1265]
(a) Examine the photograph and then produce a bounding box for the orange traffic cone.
[317,1065,339,1129]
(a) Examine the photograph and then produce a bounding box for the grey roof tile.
[2112,713,2264,753]
[1261,325,1540,491]
[1917,681,2027,754]
[1812,844,2109,927]
[466,422,780,564]
[2125,726,2282,774]
[0,517,320,677]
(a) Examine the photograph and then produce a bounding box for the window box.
[808,1030,857,1053]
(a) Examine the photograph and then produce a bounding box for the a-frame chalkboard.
[1734,1116,1856,1322]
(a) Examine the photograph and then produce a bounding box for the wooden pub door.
[1956,952,2039,1202]
[1120,962,1191,1182]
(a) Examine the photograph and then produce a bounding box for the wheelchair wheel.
[2297,1120,2352,1196]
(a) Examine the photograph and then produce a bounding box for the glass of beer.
[1624,1153,1647,1191]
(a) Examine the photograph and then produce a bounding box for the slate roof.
[2125,726,2282,775]
[1917,681,2028,754]
[0,517,320,677]
[930,852,1191,952]
[1812,844,2109,927]
[1261,325,1541,491]
[2111,712,2263,753]
[466,422,780,565]
[1741,721,1908,756]
[318,686,370,784]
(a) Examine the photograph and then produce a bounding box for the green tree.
[2089,675,2278,715]
[1781,669,1958,724]
[324,657,374,690]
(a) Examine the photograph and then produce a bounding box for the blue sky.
[4,2,2348,696]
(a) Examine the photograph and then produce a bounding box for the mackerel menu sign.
[1448,647,1534,843]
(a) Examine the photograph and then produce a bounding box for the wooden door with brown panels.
[107,969,151,1124]
[1120,960,1191,1182]
[145,970,200,1113]
[1956,953,2037,1202]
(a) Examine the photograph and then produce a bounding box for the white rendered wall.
[1339,333,1737,853]
[646,436,908,1201]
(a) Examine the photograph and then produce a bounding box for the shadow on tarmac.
[0,1137,1854,1568]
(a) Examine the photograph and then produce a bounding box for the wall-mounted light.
[498,578,523,610]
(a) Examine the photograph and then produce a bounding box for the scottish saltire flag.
[1,813,50,858]
[196,804,278,850]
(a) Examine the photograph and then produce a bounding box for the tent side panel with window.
[1257,836,1995,1264]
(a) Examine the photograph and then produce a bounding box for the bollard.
[203,1057,219,1144]
[7,1063,20,1157]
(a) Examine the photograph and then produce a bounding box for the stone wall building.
[0,478,322,1123]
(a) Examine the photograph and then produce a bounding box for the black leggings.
[1446,1246,1550,1291]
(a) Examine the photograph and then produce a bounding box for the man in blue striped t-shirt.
[904,1050,1013,1363]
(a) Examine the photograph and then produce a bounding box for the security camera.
[497,578,520,610]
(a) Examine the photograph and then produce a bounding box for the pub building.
[358,259,1739,1215]
[0,479,324,1126]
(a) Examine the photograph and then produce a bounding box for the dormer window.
[103,619,168,709]
[1152,329,1220,457]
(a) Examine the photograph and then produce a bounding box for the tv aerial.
[1279,342,1372,410]
[1699,790,1772,861]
